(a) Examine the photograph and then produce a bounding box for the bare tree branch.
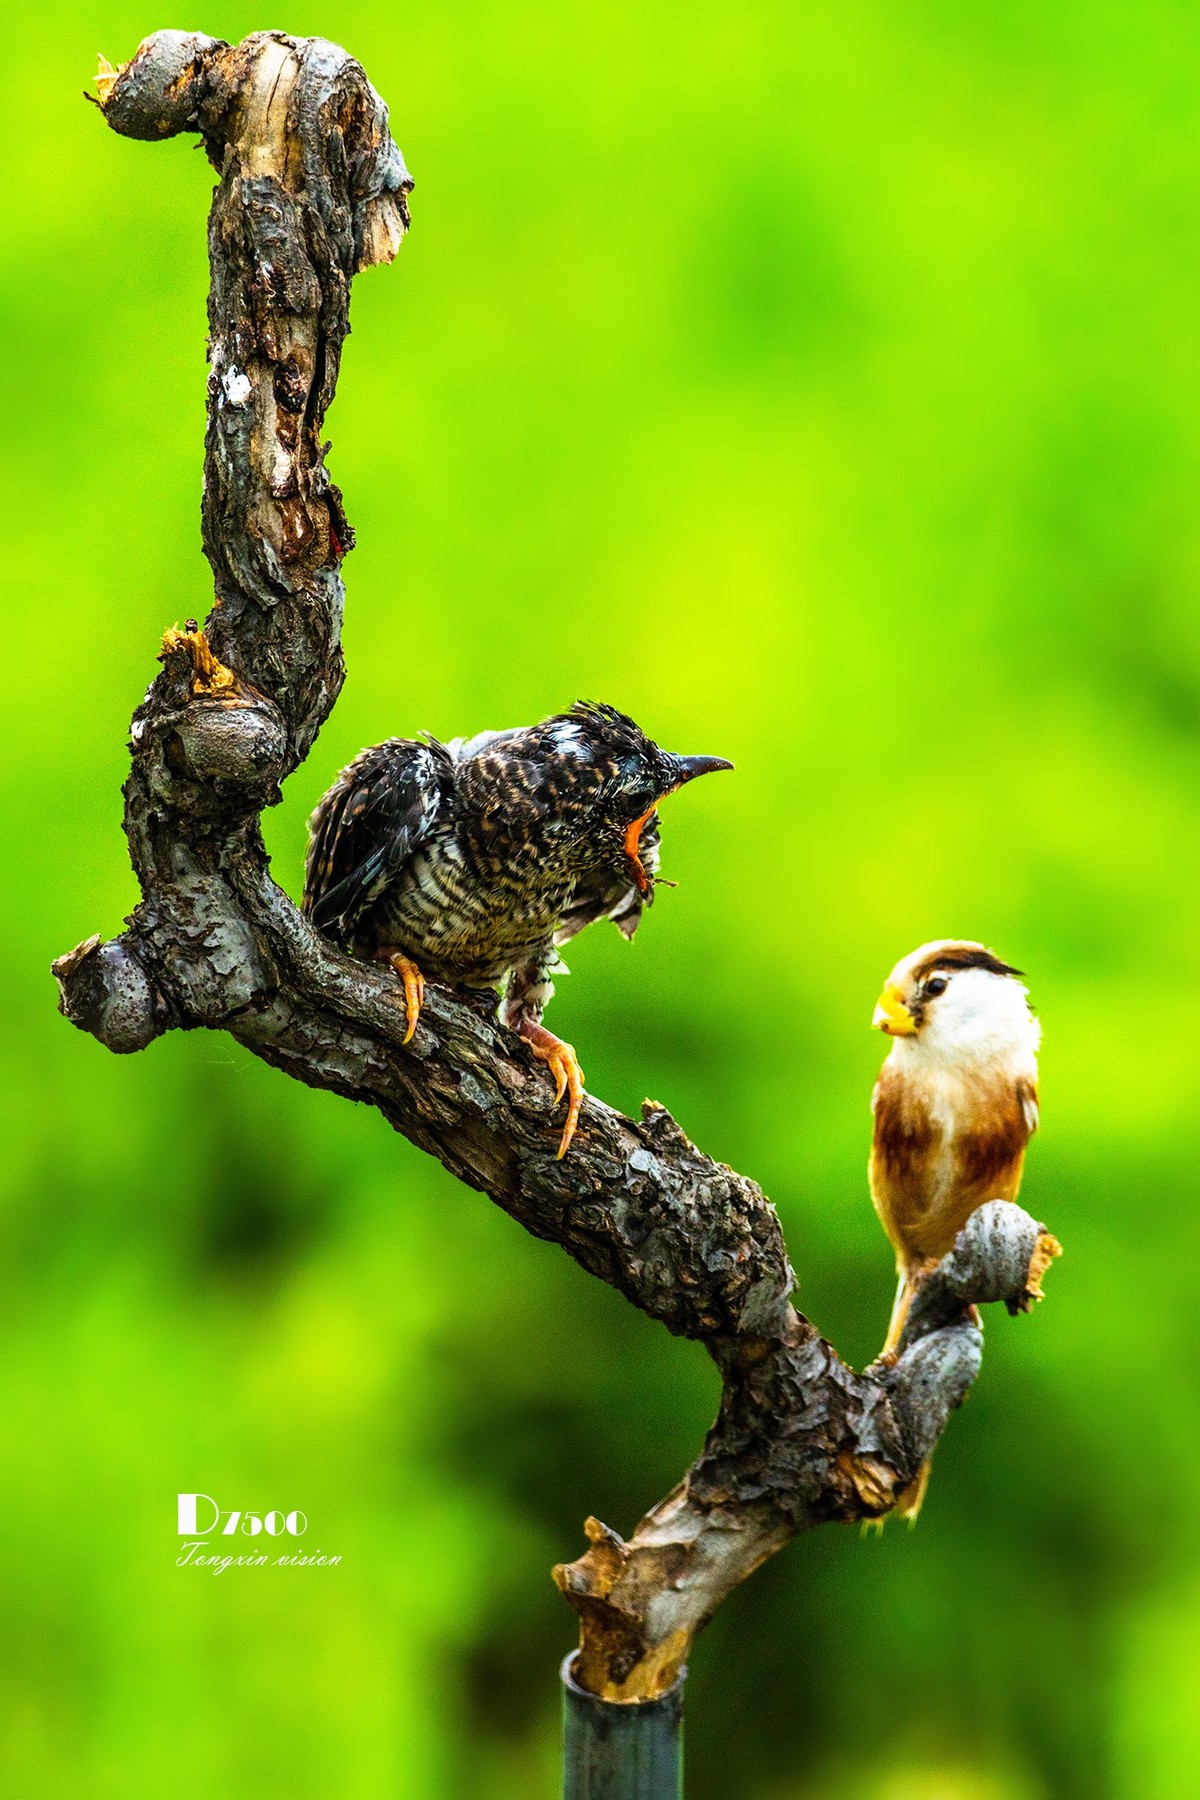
[57,28,1061,1703]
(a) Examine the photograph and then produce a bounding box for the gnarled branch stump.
[58,28,1060,1703]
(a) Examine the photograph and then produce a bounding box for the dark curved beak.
[672,754,735,784]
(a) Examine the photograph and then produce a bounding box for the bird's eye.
[925,976,948,998]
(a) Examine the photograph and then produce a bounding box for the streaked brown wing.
[303,739,444,941]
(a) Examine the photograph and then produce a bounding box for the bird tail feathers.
[892,1456,932,1524]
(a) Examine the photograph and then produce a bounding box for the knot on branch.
[94,31,224,139]
[147,626,288,798]
[52,933,168,1052]
[899,1199,1062,1350]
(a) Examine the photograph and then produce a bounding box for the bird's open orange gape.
[868,939,1046,1520]
[302,703,732,1158]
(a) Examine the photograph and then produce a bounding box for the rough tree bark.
[59,29,1060,1705]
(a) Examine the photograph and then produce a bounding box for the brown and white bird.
[302,703,733,1157]
[868,941,1041,1513]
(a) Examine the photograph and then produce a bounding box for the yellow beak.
[872,983,918,1036]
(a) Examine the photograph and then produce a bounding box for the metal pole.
[561,1653,686,1800]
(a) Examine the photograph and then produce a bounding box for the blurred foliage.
[3,0,1199,1794]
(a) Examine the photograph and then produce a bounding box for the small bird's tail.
[891,1456,932,1524]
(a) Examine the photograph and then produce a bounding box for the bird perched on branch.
[303,703,733,1157]
[868,940,1048,1519]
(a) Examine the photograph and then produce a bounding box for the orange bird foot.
[519,1021,585,1159]
[375,949,425,1044]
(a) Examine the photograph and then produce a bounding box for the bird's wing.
[1017,1076,1040,1136]
[553,881,638,947]
[303,739,445,939]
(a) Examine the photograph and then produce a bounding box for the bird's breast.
[870,1063,1032,1266]
[366,827,580,981]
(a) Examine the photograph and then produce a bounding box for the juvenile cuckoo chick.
[869,940,1042,1517]
[303,703,732,1157]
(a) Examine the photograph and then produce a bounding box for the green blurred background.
[3,1,1199,1794]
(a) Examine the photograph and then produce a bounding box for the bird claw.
[519,1022,586,1158]
[377,950,425,1043]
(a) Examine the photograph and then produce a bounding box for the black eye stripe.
[921,948,1023,979]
